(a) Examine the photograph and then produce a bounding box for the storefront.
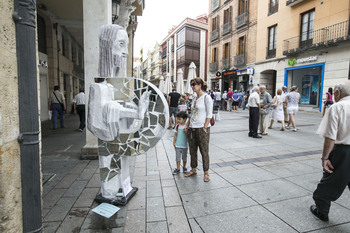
[221,70,238,92]
[284,62,325,112]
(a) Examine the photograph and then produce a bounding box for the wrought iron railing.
[234,54,246,67]
[222,22,232,36]
[235,12,249,28]
[162,64,167,72]
[211,29,219,42]
[150,75,155,80]
[212,0,219,12]
[268,2,278,15]
[209,62,218,72]
[221,58,231,70]
[283,20,350,54]
[151,62,155,67]
[161,50,167,58]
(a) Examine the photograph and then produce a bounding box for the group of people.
[247,85,302,138]
[48,86,86,131]
[168,78,213,182]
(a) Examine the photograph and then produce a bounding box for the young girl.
[177,98,188,113]
[172,111,188,174]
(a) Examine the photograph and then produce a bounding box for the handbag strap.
[53,91,62,104]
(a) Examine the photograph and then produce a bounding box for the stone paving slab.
[124,209,145,233]
[285,172,322,192]
[219,166,280,186]
[43,188,66,209]
[147,197,166,222]
[239,179,311,204]
[261,161,320,178]
[73,187,100,208]
[163,186,182,207]
[166,206,192,233]
[264,196,350,232]
[309,223,350,233]
[147,221,168,233]
[44,197,77,222]
[182,186,257,218]
[188,218,204,233]
[147,180,162,197]
[63,180,88,197]
[56,208,89,233]
[195,205,297,233]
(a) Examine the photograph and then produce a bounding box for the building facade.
[254,0,350,111]
[145,43,162,85]
[161,16,208,89]
[207,0,258,92]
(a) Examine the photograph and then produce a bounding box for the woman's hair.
[179,98,185,104]
[291,86,298,92]
[328,87,333,95]
[277,89,282,95]
[190,78,207,91]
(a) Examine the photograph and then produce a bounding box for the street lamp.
[112,0,121,23]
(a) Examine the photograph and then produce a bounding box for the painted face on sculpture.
[112,30,128,58]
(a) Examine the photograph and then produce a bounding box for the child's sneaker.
[172,168,180,175]
[183,167,188,173]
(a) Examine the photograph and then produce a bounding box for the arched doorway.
[260,69,276,97]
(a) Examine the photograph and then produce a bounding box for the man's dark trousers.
[313,144,350,216]
[76,105,86,130]
[249,107,259,137]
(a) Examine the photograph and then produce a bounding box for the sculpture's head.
[98,24,129,77]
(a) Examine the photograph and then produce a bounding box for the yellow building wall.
[256,0,350,62]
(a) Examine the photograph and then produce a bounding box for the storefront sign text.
[288,56,318,66]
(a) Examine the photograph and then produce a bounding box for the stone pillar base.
[80,146,99,160]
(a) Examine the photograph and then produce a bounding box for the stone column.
[81,0,112,158]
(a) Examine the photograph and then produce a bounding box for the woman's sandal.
[204,173,210,182]
[185,170,197,177]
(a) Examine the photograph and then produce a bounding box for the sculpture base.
[94,187,138,206]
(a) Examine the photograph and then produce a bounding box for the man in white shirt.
[311,81,350,222]
[247,86,261,138]
[214,90,222,110]
[73,88,86,131]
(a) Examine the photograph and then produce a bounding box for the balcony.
[151,62,155,68]
[283,20,350,55]
[235,12,249,28]
[210,29,219,42]
[222,22,232,36]
[268,2,279,15]
[286,0,306,7]
[161,50,167,58]
[209,62,218,72]
[150,75,155,80]
[221,58,231,70]
[266,47,276,59]
[234,54,246,67]
[211,0,219,12]
[162,64,167,72]
[143,69,147,75]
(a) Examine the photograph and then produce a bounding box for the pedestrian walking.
[322,87,334,117]
[258,85,273,135]
[73,88,86,132]
[177,98,188,113]
[48,85,66,129]
[247,86,261,138]
[268,89,285,131]
[168,88,181,129]
[222,91,227,111]
[285,86,301,132]
[227,88,233,111]
[172,111,188,175]
[281,86,289,123]
[184,77,213,182]
[214,89,222,110]
[310,81,350,222]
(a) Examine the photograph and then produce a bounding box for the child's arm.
[173,132,177,148]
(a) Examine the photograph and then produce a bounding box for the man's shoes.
[310,205,329,222]
[248,133,253,137]
[253,135,262,139]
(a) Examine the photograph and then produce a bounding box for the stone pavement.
[41,109,350,233]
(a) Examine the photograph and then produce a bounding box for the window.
[268,0,278,15]
[212,16,219,31]
[37,15,47,54]
[238,0,248,15]
[223,7,232,24]
[300,10,315,48]
[177,47,185,63]
[267,25,277,58]
[212,48,218,62]
[177,28,185,47]
[223,43,230,59]
[237,36,245,55]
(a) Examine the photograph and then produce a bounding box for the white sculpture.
[87,24,169,202]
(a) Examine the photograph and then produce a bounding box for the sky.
[134,0,209,58]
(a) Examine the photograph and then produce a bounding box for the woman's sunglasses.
[191,83,197,87]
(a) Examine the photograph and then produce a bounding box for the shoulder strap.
[53,91,62,104]
[176,124,179,131]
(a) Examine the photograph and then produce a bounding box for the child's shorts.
[175,147,188,162]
